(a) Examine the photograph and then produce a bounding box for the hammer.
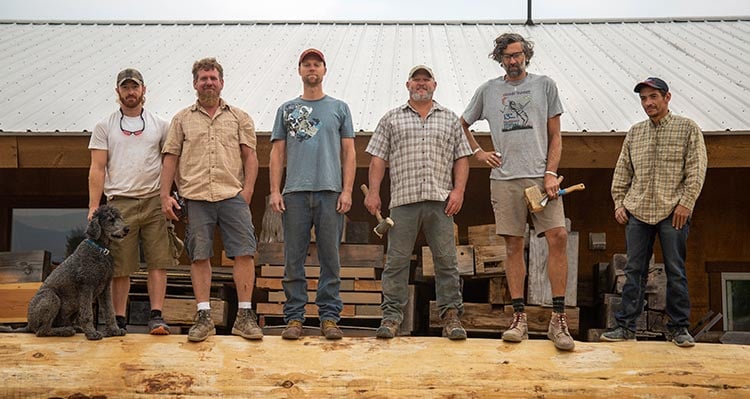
[360,184,395,238]
[524,177,586,213]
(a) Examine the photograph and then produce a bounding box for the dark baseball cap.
[298,48,326,66]
[634,77,669,93]
[117,68,144,86]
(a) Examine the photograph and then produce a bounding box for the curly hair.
[192,58,224,81]
[489,33,535,66]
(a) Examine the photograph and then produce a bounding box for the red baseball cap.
[298,48,326,66]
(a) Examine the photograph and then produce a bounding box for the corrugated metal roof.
[0,19,748,133]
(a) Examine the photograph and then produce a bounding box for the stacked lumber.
[427,223,580,337]
[253,242,414,334]
[128,264,234,332]
[0,251,51,323]
[589,253,668,340]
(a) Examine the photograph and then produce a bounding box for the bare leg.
[545,227,569,297]
[233,255,256,303]
[111,276,130,317]
[503,235,527,299]
[191,259,212,303]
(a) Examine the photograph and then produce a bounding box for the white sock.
[197,302,211,311]
[238,302,252,309]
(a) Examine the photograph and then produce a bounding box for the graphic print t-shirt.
[271,95,354,193]
[462,74,563,180]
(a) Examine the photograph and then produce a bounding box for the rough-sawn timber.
[0,333,747,398]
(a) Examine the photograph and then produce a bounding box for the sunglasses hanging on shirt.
[120,109,145,136]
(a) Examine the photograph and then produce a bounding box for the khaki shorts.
[490,178,566,237]
[108,195,177,277]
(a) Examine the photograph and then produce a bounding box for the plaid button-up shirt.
[611,112,707,224]
[163,99,257,202]
[366,101,472,209]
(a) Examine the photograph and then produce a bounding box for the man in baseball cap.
[271,46,355,340]
[117,68,144,87]
[298,48,326,66]
[605,76,707,348]
[408,64,434,79]
[364,64,471,340]
[634,77,669,93]
[89,67,174,336]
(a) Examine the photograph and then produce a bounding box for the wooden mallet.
[360,184,395,238]
[524,176,586,213]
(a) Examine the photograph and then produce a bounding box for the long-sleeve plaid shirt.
[611,112,707,224]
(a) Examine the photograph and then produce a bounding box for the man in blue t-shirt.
[269,48,356,340]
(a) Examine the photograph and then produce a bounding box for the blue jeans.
[282,191,343,323]
[617,213,691,331]
[382,201,463,323]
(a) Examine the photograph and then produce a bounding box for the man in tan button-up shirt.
[161,58,262,342]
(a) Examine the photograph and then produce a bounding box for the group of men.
[88,32,707,350]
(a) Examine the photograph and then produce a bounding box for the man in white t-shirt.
[88,68,176,335]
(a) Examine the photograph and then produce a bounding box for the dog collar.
[85,239,111,256]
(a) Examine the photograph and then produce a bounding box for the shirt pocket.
[219,119,240,148]
[657,142,686,173]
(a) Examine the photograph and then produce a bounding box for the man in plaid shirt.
[603,77,707,347]
[364,65,472,340]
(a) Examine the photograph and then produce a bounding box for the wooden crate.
[428,302,579,335]
[467,224,504,247]
[527,231,579,307]
[422,245,474,276]
[473,245,506,276]
[0,251,51,323]
[254,242,396,324]
[128,294,228,327]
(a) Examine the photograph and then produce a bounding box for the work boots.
[188,309,216,342]
[232,308,263,340]
[548,311,575,351]
[441,308,467,340]
[502,312,528,342]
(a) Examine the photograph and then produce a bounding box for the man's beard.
[118,93,144,108]
[303,74,323,87]
[198,90,220,107]
[409,89,433,102]
[504,64,525,78]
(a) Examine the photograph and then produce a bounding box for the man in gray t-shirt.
[461,33,575,351]
[269,48,356,341]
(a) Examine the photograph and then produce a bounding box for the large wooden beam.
[0,334,747,397]
[3,133,749,169]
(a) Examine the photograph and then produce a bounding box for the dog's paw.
[85,330,104,340]
[60,327,77,337]
[103,327,127,337]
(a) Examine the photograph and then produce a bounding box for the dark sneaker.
[281,320,303,340]
[502,312,528,342]
[600,326,636,342]
[670,327,695,348]
[148,315,170,335]
[188,309,215,342]
[548,312,575,351]
[441,309,467,340]
[232,309,263,340]
[320,319,343,340]
[376,319,400,339]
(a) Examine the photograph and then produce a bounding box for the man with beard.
[364,65,471,340]
[88,68,174,335]
[161,58,263,342]
[461,33,575,351]
[269,48,355,340]
[603,78,706,347]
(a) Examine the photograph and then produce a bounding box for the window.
[721,272,750,331]
[11,208,88,264]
